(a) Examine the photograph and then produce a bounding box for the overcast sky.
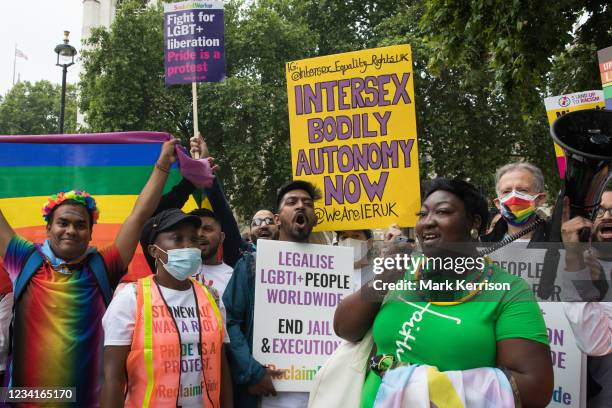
[0,0,83,96]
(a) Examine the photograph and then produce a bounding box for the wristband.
[155,162,170,174]
[370,354,411,378]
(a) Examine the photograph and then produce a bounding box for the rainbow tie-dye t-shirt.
[4,236,124,407]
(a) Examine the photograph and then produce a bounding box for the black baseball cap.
[140,209,201,272]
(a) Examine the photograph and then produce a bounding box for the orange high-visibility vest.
[125,275,223,408]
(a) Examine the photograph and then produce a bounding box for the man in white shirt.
[561,190,612,407]
[190,208,234,323]
[190,209,232,289]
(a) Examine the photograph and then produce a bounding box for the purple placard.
[163,1,225,85]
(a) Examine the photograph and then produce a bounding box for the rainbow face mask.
[498,190,539,226]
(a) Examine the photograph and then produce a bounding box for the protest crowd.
[0,2,611,407]
[0,126,611,408]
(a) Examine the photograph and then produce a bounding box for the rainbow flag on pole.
[0,132,201,280]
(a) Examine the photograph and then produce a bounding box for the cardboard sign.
[163,0,225,84]
[541,303,587,408]
[598,46,612,110]
[286,45,420,231]
[488,244,586,407]
[252,240,353,391]
[543,90,604,178]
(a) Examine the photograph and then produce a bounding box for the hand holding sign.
[190,132,209,159]
[189,133,219,172]
[247,367,284,397]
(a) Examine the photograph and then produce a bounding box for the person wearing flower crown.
[0,138,179,407]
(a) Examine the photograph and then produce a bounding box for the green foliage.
[420,0,579,101]
[79,0,317,220]
[375,3,560,201]
[419,0,611,107]
[0,81,77,135]
[550,0,612,94]
[80,1,182,133]
[416,0,611,201]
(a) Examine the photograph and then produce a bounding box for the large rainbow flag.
[0,132,202,281]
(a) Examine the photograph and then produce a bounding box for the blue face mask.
[156,246,202,281]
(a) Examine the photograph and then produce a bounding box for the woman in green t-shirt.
[334,178,553,407]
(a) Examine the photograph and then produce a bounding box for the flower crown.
[42,190,100,224]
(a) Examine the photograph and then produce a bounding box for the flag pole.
[191,81,205,210]
[12,44,17,85]
[192,82,201,159]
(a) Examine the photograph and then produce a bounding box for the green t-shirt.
[361,263,548,408]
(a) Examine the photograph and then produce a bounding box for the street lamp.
[54,31,77,134]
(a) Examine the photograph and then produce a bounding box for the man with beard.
[250,209,280,245]
[222,180,320,408]
[562,190,612,408]
[189,208,234,314]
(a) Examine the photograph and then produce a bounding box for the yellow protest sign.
[544,90,605,178]
[286,44,420,231]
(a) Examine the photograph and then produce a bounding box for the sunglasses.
[251,217,274,227]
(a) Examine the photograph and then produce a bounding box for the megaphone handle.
[536,190,565,300]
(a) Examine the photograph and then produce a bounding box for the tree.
[412,1,610,198]
[419,1,611,101]
[80,0,318,220]
[374,2,560,201]
[0,81,77,135]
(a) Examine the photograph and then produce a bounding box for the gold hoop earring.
[470,228,479,239]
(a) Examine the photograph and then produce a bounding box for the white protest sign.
[488,243,586,407]
[253,239,353,391]
[541,303,587,407]
[488,242,562,301]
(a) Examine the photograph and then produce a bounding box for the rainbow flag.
[0,132,202,280]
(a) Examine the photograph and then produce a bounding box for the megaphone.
[538,109,612,299]
[553,109,612,221]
